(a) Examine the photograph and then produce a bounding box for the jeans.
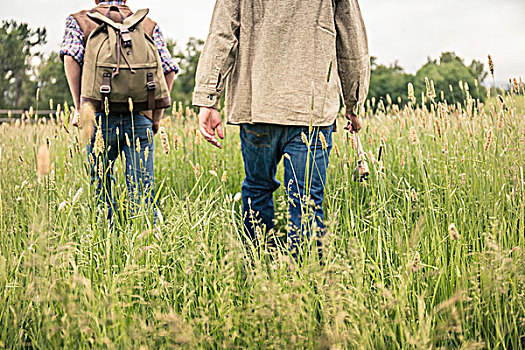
[240,123,332,260]
[87,112,155,221]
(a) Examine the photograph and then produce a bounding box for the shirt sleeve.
[59,16,85,65]
[192,0,240,108]
[335,0,370,115]
[152,24,179,75]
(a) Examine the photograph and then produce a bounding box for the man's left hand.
[344,112,362,133]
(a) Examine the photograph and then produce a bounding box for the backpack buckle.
[147,81,157,90]
[100,72,112,94]
[100,85,111,94]
[121,29,132,48]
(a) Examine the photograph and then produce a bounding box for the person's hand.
[198,107,224,149]
[152,122,160,135]
[344,112,362,133]
[71,109,80,127]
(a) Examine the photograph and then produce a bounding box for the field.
[0,85,524,349]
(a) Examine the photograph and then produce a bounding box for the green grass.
[0,89,524,349]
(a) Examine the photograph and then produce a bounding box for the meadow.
[0,81,524,349]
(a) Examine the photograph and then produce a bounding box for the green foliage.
[17,52,72,110]
[0,20,46,109]
[414,52,487,104]
[368,57,413,106]
[169,38,205,108]
[369,52,488,108]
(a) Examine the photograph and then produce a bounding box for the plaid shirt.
[60,1,178,74]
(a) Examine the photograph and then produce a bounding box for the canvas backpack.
[79,6,171,113]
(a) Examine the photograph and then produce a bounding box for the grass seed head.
[173,132,180,150]
[93,125,104,157]
[319,131,328,150]
[135,138,141,154]
[160,127,170,154]
[449,223,460,241]
[195,130,202,145]
[488,55,495,78]
[72,187,83,206]
[37,144,50,177]
[411,251,421,272]
[147,128,152,144]
[97,160,104,180]
[104,97,110,116]
[301,132,309,145]
[409,127,419,145]
[484,128,493,151]
[234,192,242,202]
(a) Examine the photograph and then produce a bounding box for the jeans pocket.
[241,124,271,148]
[293,126,332,150]
[132,114,153,130]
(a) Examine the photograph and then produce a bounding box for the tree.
[414,52,487,104]
[0,20,46,109]
[368,57,414,107]
[20,52,72,110]
[169,37,205,108]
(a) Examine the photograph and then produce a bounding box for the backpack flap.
[86,11,121,29]
[122,9,149,30]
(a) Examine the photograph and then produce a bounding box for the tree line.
[0,20,488,113]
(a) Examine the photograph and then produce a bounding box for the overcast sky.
[1,0,524,82]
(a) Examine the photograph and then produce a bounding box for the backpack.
[80,6,170,113]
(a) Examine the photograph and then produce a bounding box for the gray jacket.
[193,0,370,126]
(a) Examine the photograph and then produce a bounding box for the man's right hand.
[198,107,224,149]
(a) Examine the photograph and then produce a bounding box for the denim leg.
[283,126,332,260]
[121,114,155,217]
[240,124,282,242]
[87,113,120,220]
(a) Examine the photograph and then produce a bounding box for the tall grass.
[0,81,524,348]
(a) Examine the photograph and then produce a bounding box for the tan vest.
[72,4,157,43]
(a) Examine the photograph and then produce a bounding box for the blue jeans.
[240,123,332,260]
[87,112,155,221]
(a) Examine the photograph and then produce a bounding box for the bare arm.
[151,70,176,134]
[64,55,81,110]
[63,55,82,126]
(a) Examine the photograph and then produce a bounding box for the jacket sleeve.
[192,0,240,108]
[335,0,370,115]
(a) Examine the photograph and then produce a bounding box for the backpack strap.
[122,9,149,30]
[146,72,157,110]
[100,72,112,110]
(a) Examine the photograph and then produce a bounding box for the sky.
[1,0,524,82]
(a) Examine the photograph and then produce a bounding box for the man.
[193,0,370,260]
[61,0,178,220]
